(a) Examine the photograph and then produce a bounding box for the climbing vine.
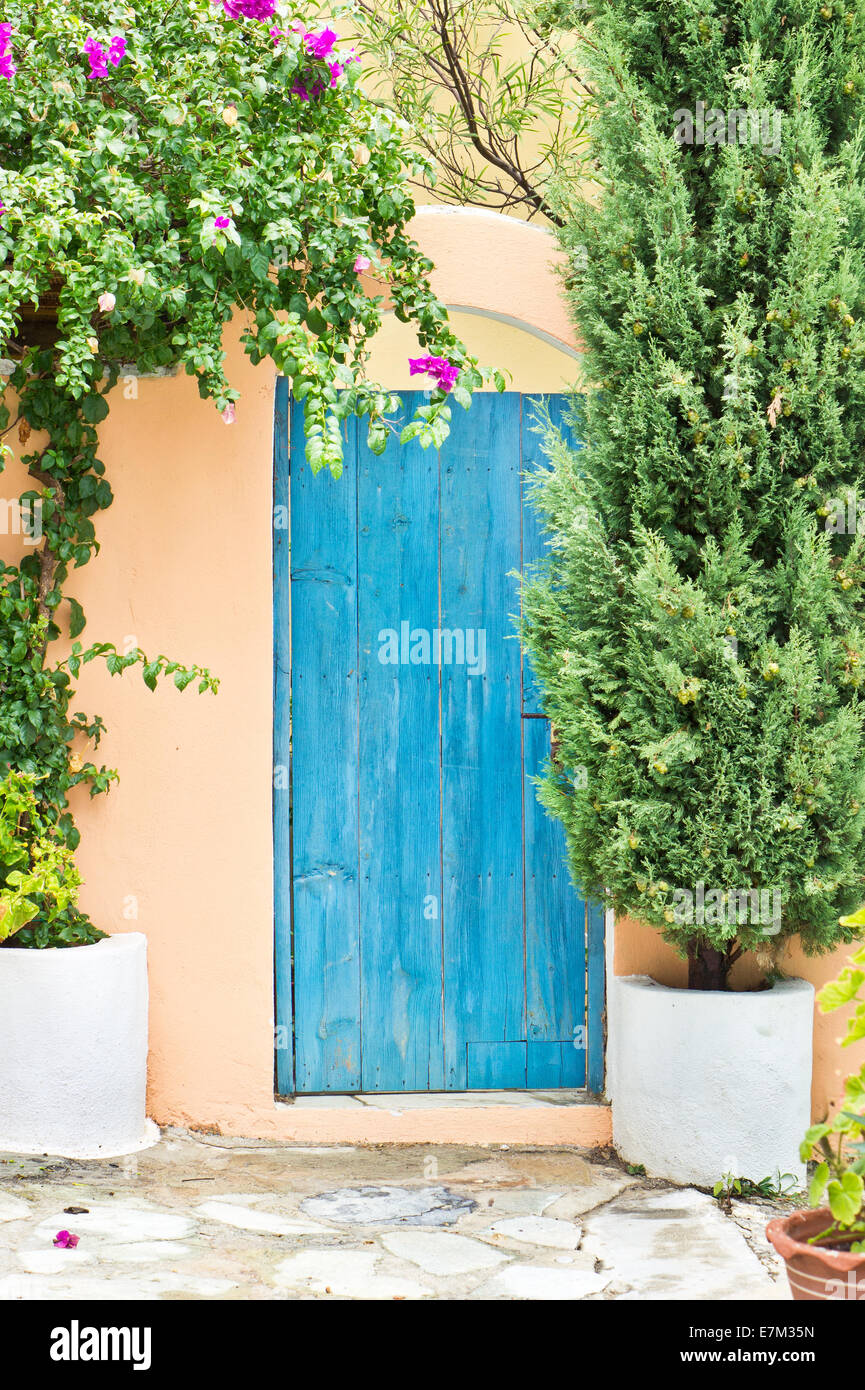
[0,0,486,945]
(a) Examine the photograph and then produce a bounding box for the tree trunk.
[686,942,738,991]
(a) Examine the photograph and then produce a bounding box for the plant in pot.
[767,926,865,1299]
[0,1,482,1156]
[0,770,150,1158]
[520,0,865,1185]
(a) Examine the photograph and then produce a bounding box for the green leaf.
[67,598,86,639]
[81,393,110,425]
[819,972,865,1013]
[828,1172,864,1225]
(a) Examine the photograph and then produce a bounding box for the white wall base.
[610,975,813,1188]
[0,933,153,1159]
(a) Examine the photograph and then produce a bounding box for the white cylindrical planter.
[610,975,813,1188]
[0,932,157,1159]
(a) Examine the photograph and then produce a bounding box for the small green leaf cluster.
[0,769,85,947]
[802,917,865,1245]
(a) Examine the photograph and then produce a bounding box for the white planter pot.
[0,932,157,1159]
[610,975,814,1188]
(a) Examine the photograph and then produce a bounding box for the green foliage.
[353,0,592,225]
[0,769,86,946]
[713,1169,798,1206]
[801,942,865,1246]
[0,1,479,469]
[521,0,865,981]
[0,2,481,944]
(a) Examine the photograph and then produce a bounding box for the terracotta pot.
[766,1207,865,1300]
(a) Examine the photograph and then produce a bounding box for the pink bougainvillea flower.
[408,356,460,393]
[0,200,5,218]
[354,256,371,273]
[303,28,338,61]
[222,404,236,424]
[83,38,108,79]
[53,1231,80,1249]
[219,0,277,19]
[97,291,116,313]
[84,35,126,78]
[214,215,232,229]
[0,24,15,82]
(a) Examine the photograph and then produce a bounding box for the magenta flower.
[53,1231,80,1249]
[408,356,460,393]
[83,38,108,79]
[0,199,5,218]
[83,34,126,78]
[354,256,371,273]
[0,23,15,82]
[291,76,326,101]
[303,28,338,61]
[214,215,232,230]
[219,0,277,18]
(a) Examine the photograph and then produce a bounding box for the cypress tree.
[522,0,865,988]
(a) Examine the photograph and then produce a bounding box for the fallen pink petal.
[53,1231,80,1249]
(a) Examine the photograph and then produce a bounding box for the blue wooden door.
[274,383,604,1093]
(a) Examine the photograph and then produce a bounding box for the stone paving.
[0,1131,793,1300]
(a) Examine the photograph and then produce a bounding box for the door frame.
[273,377,606,1096]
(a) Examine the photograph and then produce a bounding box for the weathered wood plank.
[526,1040,586,1089]
[289,410,361,1092]
[523,714,586,1084]
[357,393,444,1091]
[466,1041,527,1089]
[441,394,526,1089]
